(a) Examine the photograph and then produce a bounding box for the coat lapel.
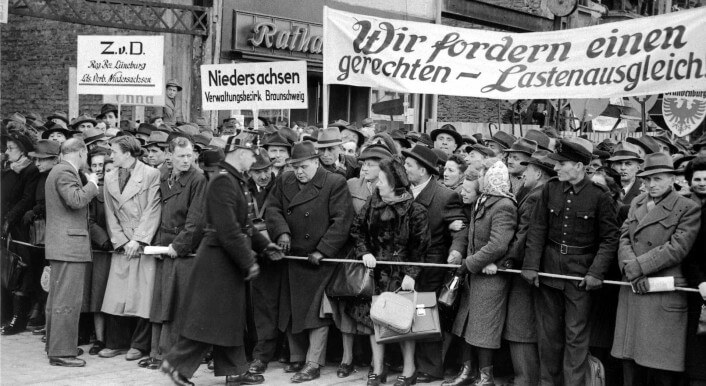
[288,167,325,208]
[633,190,678,235]
[118,161,145,208]
[414,178,437,207]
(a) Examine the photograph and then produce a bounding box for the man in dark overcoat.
[44,139,99,366]
[522,140,619,385]
[401,145,467,382]
[265,141,354,383]
[141,137,206,370]
[161,134,283,386]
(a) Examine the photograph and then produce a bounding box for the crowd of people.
[1,103,706,386]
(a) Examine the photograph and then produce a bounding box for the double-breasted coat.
[452,195,517,349]
[150,166,206,323]
[179,162,270,347]
[265,166,354,334]
[102,160,161,318]
[611,189,700,372]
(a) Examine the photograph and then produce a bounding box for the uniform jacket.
[44,161,99,262]
[523,176,619,287]
[414,178,467,291]
[612,189,700,372]
[102,160,161,318]
[180,162,270,345]
[265,166,354,334]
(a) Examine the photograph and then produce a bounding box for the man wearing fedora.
[83,127,109,151]
[504,138,539,195]
[609,149,644,207]
[71,114,97,134]
[247,151,286,375]
[315,127,358,180]
[160,79,184,124]
[97,104,119,130]
[611,152,700,385]
[402,144,466,383]
[485,131,516,156]
[265,141,354,383]
[502,151,556,386]
[44,139,100,366]
[261,132,292,177]
[431,124,463,157]
[160,133,283,386]
[521,139,619,385]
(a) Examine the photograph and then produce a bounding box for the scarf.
[475,161,515,211]
[10,156,32,174]
[379,191,413,221]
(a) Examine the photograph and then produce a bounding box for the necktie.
[118,168,131,193]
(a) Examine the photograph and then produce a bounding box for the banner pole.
[323,84,329,129]
[117,96,122,128]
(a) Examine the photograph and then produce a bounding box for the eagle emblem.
[663,95,706,137]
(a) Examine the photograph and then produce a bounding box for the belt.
[548,239,596,255]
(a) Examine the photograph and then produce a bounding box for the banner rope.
[6,238,700,293]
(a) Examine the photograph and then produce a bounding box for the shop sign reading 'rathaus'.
[233,11,323,61]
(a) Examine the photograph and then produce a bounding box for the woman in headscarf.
[445,161,517,386]
[349,157,431,386]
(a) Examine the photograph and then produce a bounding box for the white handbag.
[370,290,416,334]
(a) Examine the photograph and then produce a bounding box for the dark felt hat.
[504,138,538,156]
[137,123,157,137]
[359,144,393,161]
[287,141,319,164]
[2,132,35,153]
[390,130,411,149]
[28,139,60,159]
[486,131,516,150]
[548,139,592,164]
[653,134,678,154]
[607,149,644,163]
[626,136,660,155]
[430,124,463,147]
[521,150,557,177]
[47,111,70,125]
[402,144,440,175]
[469,144,496,158]
[262,132,292,149]
[70,114,97,130]
[341,125,366,148]
[166,79,183,91]
[41,125,71,140]
[637,152,677,177]
[83,127,107,145]
[524,129,551,151]
[97,104,118,119]
[200,148,225,171]
[143,131,170,148]
[3,112,26,125]
[251,151,274,170]
[432,148,448,166]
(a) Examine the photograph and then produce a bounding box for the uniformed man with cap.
[521,139,619,385]
[161,133,284,386]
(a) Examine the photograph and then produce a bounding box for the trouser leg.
[46,261,86,357]
[150,323,162,358]
[563,283,592,385]
[212,344,248,377]
[509,341,540,386]
[535,284,565,386]
[158,320,181,361]
[415,340,445,378]
[287,329,308,363]
[306,326,329,367]
[252,337,279,363]
[104,314,135,349]
[130,317,151,352]
[166,336,210,379]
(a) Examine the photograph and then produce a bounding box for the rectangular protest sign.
[77,36,164,96]
[200,61,308,111]
[323,7,706,100]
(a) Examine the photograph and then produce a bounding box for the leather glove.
[308,251,324,266]
[277,234,291,254]
[22,210,35,225]
[101,240,113,251]
[263,243,284,261]
[579,275,603,291]
[623,259,643,281]
[521,269,540,287]
[245,263,260,281]
[631,277,650,294]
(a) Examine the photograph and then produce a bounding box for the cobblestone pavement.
[4,330,510,385]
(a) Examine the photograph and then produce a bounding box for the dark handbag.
[29,218,46,245]
[373,291,442,344]
[698,304,706,336]
[438,273,462,309]
[1,237,28,291]
[326,262,374,299]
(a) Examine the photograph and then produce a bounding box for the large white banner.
[323,7,706,99]
[77,36,164,96]
[200,61,308,111]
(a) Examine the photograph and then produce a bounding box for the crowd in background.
[1,97,706,386]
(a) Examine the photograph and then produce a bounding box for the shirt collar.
[563,175,590,194]
[411,175,433,198]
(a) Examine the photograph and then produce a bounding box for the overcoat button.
[567,200,572,203]
[287,210,292,215]
[305,234,310,239]
[584,216,588,219]
[305,212,310,216]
